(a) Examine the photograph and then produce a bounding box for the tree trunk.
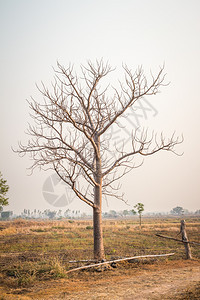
[180,220,192,259]
[93,205,105,261]
[93,134,105,261]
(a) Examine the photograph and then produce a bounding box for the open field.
[0,216,199,299]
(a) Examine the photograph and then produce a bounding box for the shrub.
[86,225,93,230]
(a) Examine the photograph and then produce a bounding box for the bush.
[86,225,93,230]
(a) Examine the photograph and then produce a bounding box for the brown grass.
[0,216,199,299]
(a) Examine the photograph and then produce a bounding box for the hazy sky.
[1,0,200,214]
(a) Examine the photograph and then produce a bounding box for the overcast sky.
[1,0,200,214]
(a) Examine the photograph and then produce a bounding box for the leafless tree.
[16,60,182,260]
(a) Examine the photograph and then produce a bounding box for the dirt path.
[58,264,200,300]
[1,261,200,299]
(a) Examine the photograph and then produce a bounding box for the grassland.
[0,216,199,299]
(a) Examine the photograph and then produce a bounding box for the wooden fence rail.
[155,234,200,246]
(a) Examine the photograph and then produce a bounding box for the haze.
[0,0,200,214]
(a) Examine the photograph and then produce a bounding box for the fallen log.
[66,253,175,274]
[155,234,200,246]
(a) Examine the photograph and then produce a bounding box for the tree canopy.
[171,206,184,215]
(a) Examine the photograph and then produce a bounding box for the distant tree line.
[1,206,200,220]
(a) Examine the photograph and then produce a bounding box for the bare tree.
[16,60,182,260]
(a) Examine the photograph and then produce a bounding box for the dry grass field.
[0,216,199,299]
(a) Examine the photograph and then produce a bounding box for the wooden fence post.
[180,220,192,259]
